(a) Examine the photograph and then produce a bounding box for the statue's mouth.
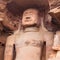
[26,17,30,19]
[24,17,31,22]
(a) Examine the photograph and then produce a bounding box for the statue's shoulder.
[7,34,15,40]
[7,30,24,44]
[14,30,24,40]
[6,35,15,45]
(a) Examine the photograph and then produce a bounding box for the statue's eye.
[24,12,28,14]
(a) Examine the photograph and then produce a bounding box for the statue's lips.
[24,19,32,22]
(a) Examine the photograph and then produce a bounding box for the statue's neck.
[24,27,39,32]
[23,20,48,32]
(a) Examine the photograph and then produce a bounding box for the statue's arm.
[4,35,14,60]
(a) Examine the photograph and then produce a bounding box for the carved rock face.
[22,9,39,26]
[0,2,6,11]
[52,31,60,50]
[0,12,5,21]
[0,4,5,10]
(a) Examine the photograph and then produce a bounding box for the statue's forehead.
[23,9,39,14]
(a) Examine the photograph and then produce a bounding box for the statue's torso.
[15,27,43,60]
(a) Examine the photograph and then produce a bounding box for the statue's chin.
[22,24,38,28]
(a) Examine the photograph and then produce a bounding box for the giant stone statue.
[4,8,54,60]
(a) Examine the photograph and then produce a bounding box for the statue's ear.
[37,12,42,27]
[37,17,41,27]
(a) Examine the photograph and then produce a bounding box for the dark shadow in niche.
[6,1,48,17]
[13,44,16,60]
[41,42,46,60]
[44,14,60,33]
[51,18,60,31]
[6,2,21,16]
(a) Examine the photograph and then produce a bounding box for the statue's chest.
[15,32,43,48]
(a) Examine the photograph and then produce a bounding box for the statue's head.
[22,8,40,27]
